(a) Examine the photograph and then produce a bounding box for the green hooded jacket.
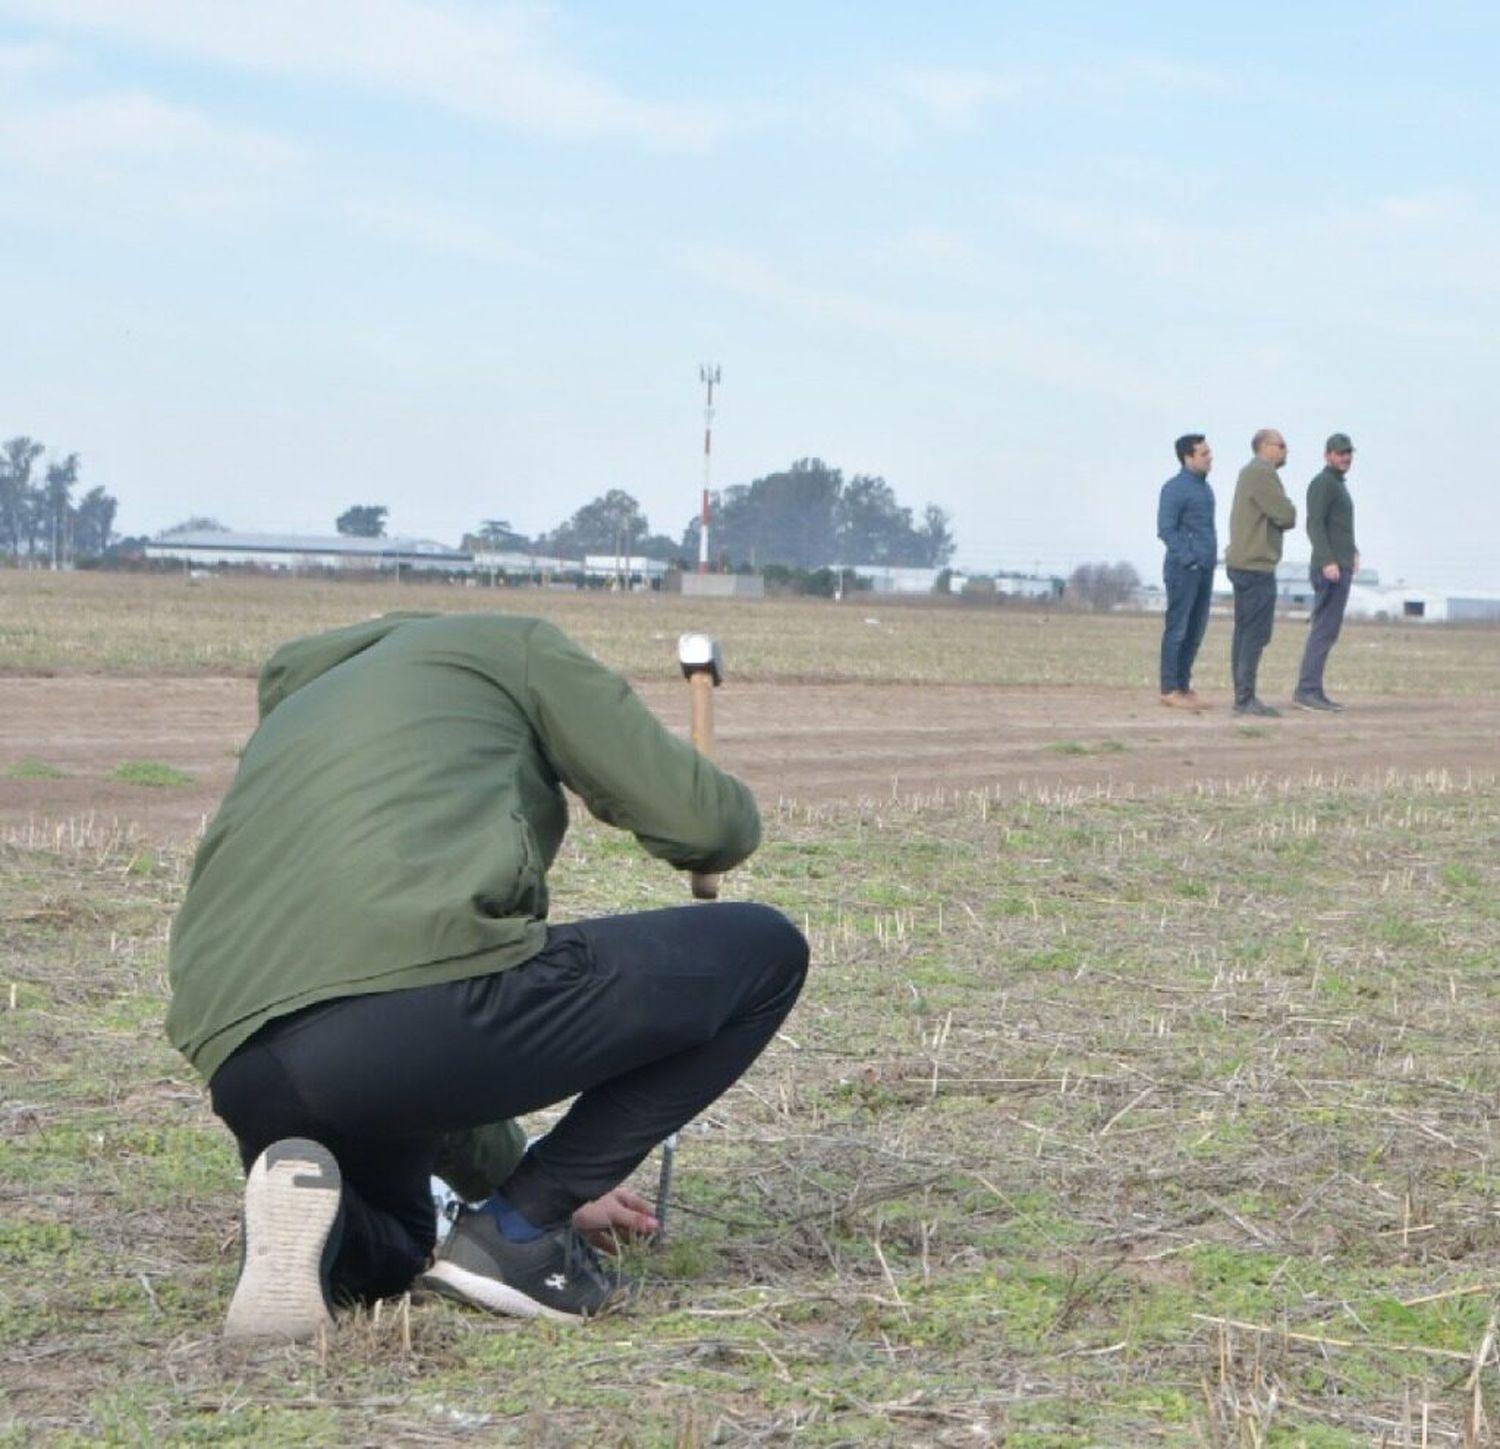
[166,613,761,1087]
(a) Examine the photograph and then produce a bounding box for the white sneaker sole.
[417,1259,583,1325]
[224,1138,342,1341]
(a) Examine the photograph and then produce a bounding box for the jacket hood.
[257,612,434,720]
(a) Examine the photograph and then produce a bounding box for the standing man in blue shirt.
[1156,434,1218,710]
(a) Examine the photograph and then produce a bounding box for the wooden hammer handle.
[688,671,721,900]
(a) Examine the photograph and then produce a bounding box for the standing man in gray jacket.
[1294,433,1359,711]
[1225,429,1297,717]
[1156,433,1217,710]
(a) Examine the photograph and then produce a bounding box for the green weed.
[5,759,68,780]
[112,760,195,788]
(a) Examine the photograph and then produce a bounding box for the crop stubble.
[4,571,1500,1443]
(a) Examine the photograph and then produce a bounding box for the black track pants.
[209,902,809,1300]
[1228,567,1278,705]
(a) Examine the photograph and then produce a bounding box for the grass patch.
[5,759,68,780]
[1045,739,1127,756]
[111,760,195,788]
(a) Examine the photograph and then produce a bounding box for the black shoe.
[418,1207,619,1322]
[224,1138,344,1341]
[1293,691,1338,713]
[1317,692,1344,711]
[1233,698,1281,718]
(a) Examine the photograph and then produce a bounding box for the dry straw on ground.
[6,569,1500,693]
[6,760,1500,1443]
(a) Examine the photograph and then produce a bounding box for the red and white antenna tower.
[697,363,720,574]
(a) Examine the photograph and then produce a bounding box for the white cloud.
[686,246,1163,402]
[887,53,1235,133]
[333,193,522,264]
[894,67,1011,127]
[0,36,69,78]
[1373,189,1470,227]
[1015,198,1254,278]
[0,85,307,232]
[0,0,718,149]
[0,90,299,170]
[1076,53,1237,98]
[0,81,526,261]
[891,226,976,266]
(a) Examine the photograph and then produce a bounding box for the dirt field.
[9,587,1500,1443]
[3,673,1495,843]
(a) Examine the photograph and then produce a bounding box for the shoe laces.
[559,1227,613,1290]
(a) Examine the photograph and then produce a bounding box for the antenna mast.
[697,364,720,574]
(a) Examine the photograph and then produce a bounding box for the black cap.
[1325,432,1355,454]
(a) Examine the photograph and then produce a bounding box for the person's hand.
[1322,562,1341,582]
[571,1186,659,1252]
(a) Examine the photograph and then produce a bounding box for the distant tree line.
[683,459,953,570]
[1066,560,1142,611]
[0,436,118,564]
[7,441,953,581]
[451,458,955,573]
[336,505,388,537]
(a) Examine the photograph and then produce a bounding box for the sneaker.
[418,1207,619,1323]
[1232,698,1281,718]
[1293,691,1339,713]
[224,1138,343,1341]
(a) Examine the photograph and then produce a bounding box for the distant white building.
[1446,592,1500,622]
[471,549,582,579]
[145,530,471,572]
[1344,582,1500,623]
[582,554,671,585]
[678,572,766,598]
[848,564,944,595]
[1197,558,1500,623]
[841,565,1050,598]
[994,571,1062,601]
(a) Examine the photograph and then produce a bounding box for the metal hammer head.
[677,631,723,686]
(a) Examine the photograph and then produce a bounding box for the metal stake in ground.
[656,631,725,1238]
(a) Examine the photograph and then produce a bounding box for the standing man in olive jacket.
[168,612,808,1336]
[1295,434,1359,711]
[1156,433,1217,710]
[1225,429,1297,717]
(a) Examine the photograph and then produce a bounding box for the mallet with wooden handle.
[656,631,725,1237]
[678,631,723,900]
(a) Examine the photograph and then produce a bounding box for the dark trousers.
[1228,567,1278,705]
[1160,559,1214,693]
[209,903,809,1301]
[1297,568,1353,696]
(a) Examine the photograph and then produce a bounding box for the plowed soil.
[3,675,1495,845]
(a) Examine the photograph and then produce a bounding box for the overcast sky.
[3,2,1497,585]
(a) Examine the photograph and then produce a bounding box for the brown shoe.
[1160,690,1184,708]
[1179,689,1208,712]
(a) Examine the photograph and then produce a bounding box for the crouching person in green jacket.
[166,612,808,1337]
